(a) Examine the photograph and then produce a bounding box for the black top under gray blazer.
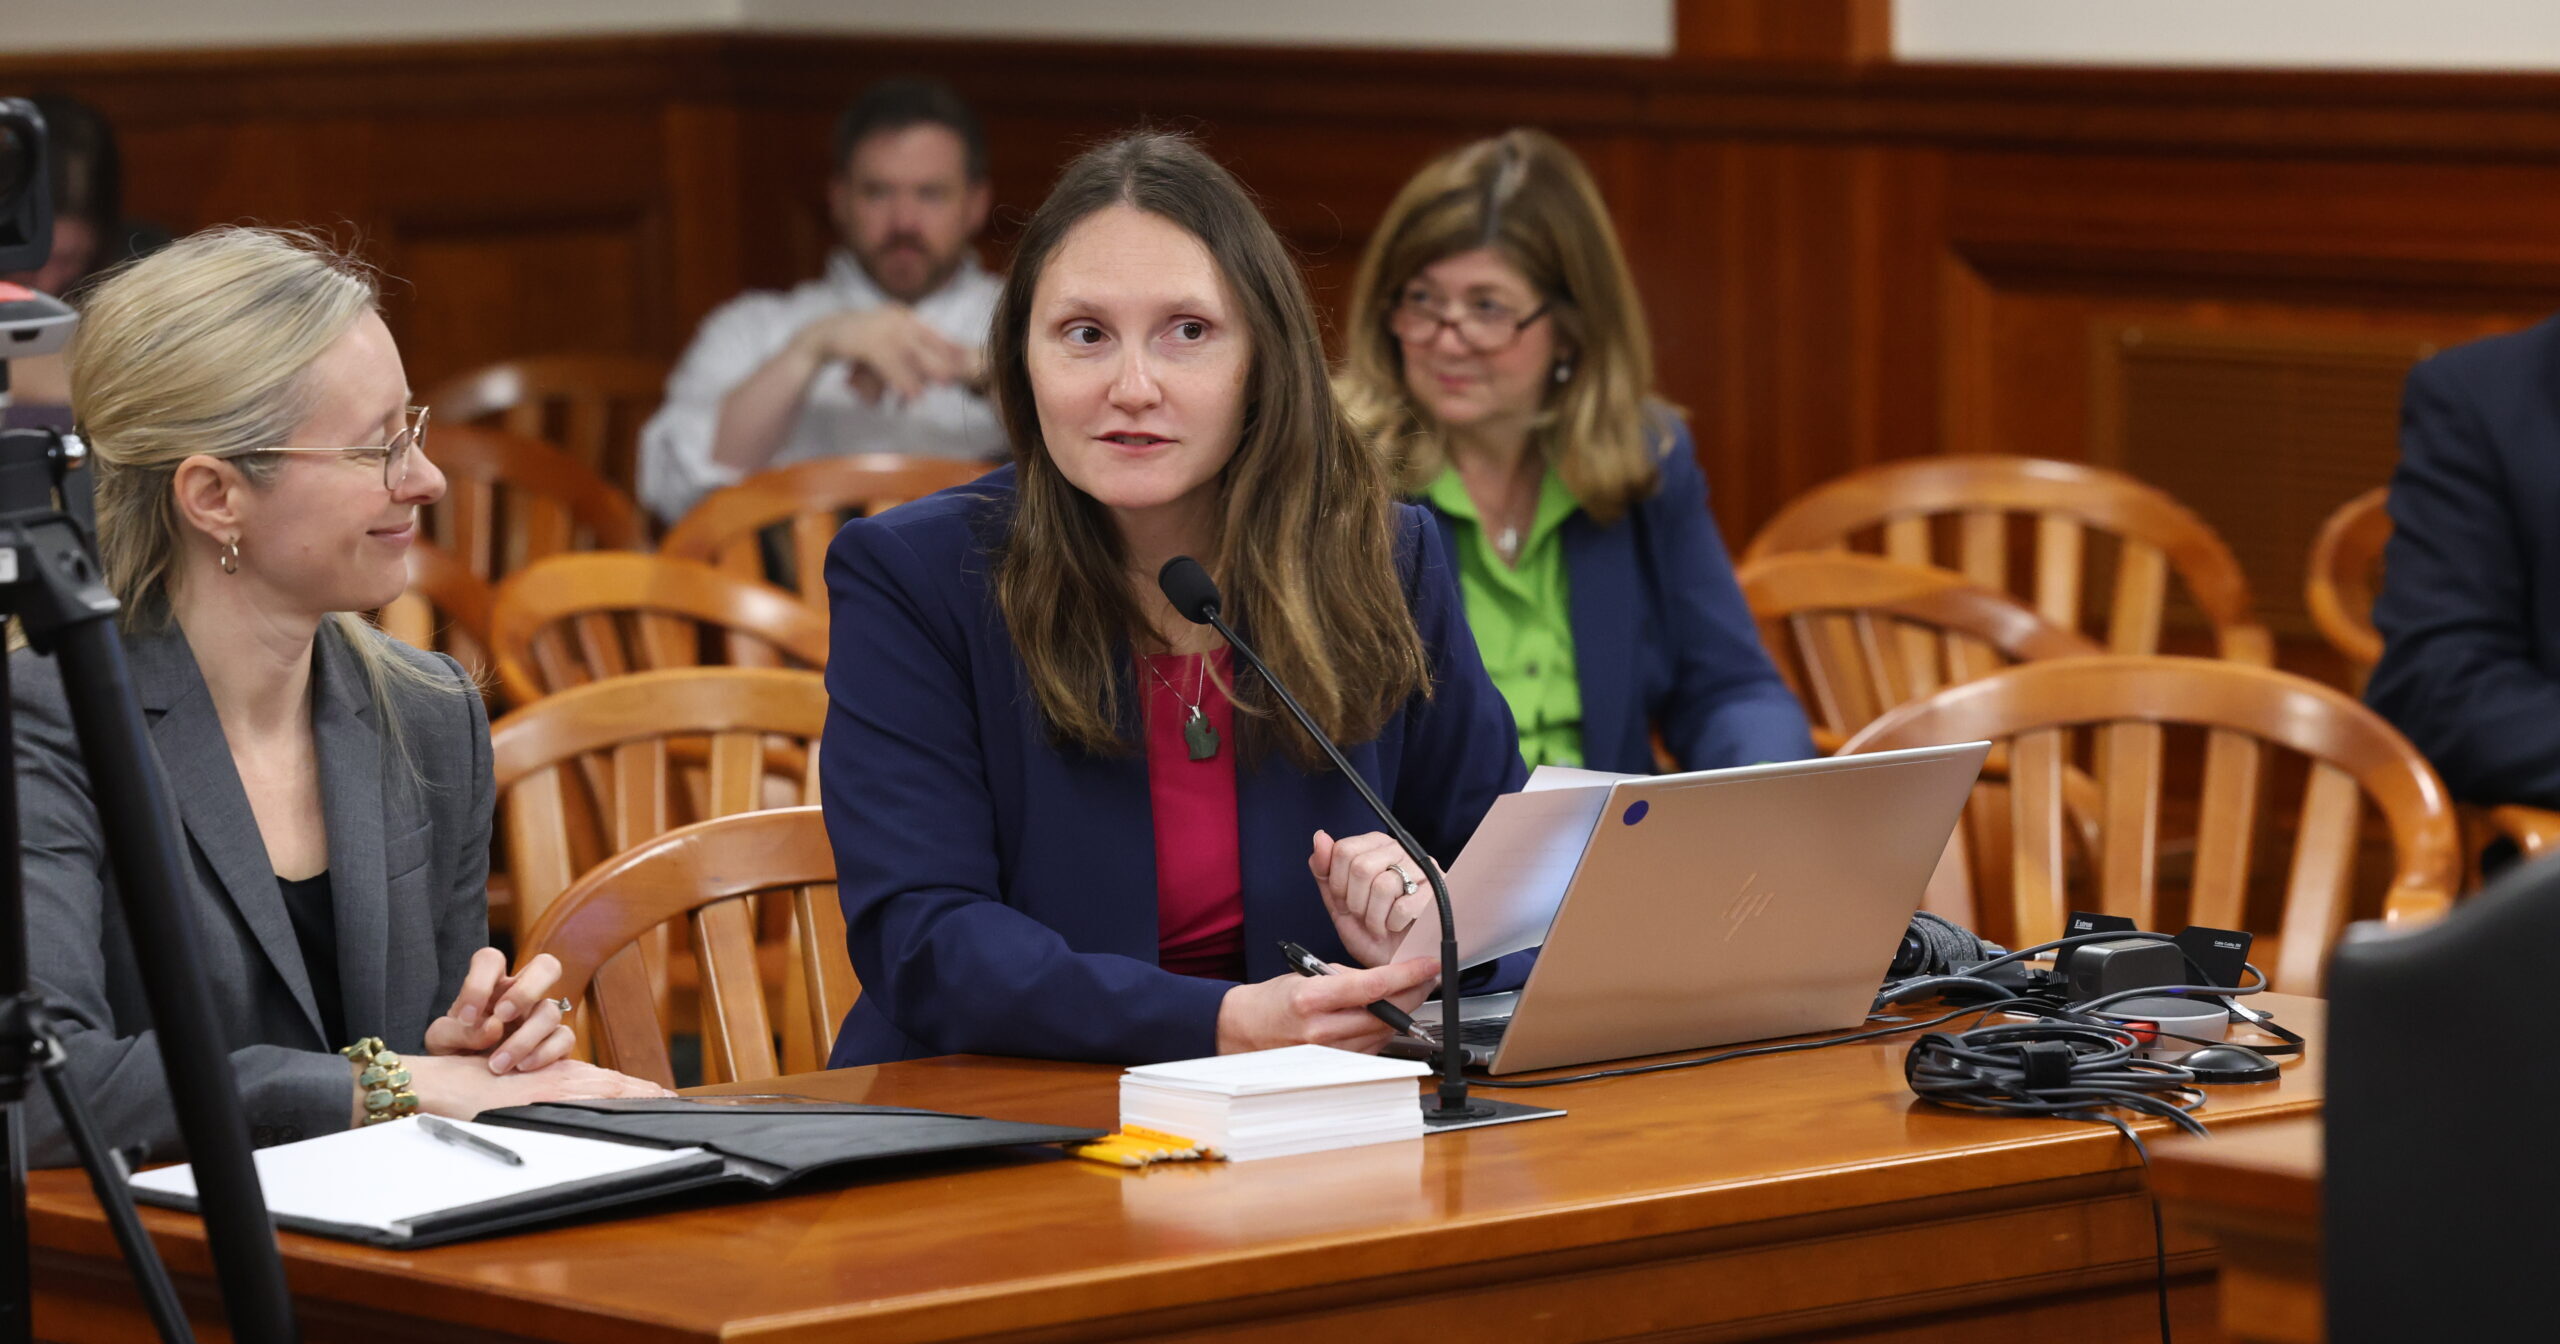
[14,619,491,1166]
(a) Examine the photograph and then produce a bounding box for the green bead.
[366,1088,392,1110]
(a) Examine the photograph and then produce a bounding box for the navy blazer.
[821,467,1529,1068]
[2368,314,2560,809]
[1418,420,1814,774]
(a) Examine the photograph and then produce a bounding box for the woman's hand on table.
[1214,956,1439,1055]
[423,947,572,1074]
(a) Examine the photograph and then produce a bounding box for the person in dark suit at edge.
[2367,316,2560,853]
[819,131,1531,1068]
[17,227,666,1166]
[1337,129,1814,774]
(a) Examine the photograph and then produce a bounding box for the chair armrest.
[2487,805,2560,860]
[2381,878,2456,926]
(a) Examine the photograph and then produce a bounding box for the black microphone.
[1156,555,1493,1126]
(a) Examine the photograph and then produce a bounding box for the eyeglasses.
[1387,290,1552,355]
[229,405,428,492]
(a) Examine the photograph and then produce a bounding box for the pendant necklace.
[1487,464,1538,565]
[1150,653,1220,761]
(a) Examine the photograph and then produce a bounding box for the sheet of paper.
[1124,1043,1430,1096]
[130,1116,707,1234]
[1520,765,1639,792]
[1389,777,1614,968]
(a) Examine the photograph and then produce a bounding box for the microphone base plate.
[1421,1097,1567,1133]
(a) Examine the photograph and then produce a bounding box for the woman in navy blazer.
[821,132,1528,1069]
[1339,130,1813,774]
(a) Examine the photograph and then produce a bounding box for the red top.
[1142,649,1245,981]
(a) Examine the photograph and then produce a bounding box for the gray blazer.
[16,619,492,1166]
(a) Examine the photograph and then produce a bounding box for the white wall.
[3,0,734,54]
[1896,0,2560,72]
[740,0,1673,55]
[2,0,1672,56]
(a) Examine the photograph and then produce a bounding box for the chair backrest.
[1738,552,2101,751]
[376,538,496,692]
[1840,655,2461,993]
[489,665,829,940]
[428,353,671,502]
[1744,454,2272,664]
[422,422,651,588]
[521,806,852,1090]
[488,552,828,705]
[2306,485,2390,677]
[2326,857,2560,1338]
[661,455,992,607]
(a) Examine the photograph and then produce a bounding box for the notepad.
[129,1116,718,1244]
[128,1099,1107,1246]
[1120,1045,1428,1162]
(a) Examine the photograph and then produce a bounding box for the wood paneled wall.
[16,34,2560,660]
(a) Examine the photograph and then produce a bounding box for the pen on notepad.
[1276,940,1437,1046]
[419,1115,525,1167]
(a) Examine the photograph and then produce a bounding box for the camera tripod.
[0,345,298,1341]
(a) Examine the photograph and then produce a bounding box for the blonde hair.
[68,226,459,750]
[1339,128,1666,525]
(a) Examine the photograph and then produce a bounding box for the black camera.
[0,97,52,277]
[0,98,77,364]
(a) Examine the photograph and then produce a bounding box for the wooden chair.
[423,422,650,593]
[661,454,992,607]
[2305,486,2390,680]
[1744,455,2273,665]
[521,806,854,1090]
[375,538,495,690]
[492,669,831,1079]
[489,665,827,931]
[1738,552,2102,752]
[487,551,828,705]
[429,353,670,503]
[1842,655,2461,994]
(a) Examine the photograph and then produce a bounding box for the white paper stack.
[1120,1045,1430,1162]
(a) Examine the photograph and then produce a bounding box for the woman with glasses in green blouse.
[1338,129,1814,776]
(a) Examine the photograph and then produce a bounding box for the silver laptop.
[1390,741,1988,1076]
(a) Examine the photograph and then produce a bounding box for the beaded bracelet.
[341,1037,420,1126]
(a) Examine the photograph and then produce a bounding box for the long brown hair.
[990,131,1427,768]
[1339,128,1664,525]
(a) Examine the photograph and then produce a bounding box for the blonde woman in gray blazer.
[18,228,665,1167]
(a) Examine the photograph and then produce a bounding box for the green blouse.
[1424,465,1585,768]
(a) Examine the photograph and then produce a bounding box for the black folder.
[129,1099,1105,1248]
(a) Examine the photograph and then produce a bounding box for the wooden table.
[2151,1116,2322,1344]
[31,998,2325,1343]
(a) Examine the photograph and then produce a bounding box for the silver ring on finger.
[547,997,574,1016]
[1386,862,1419,896]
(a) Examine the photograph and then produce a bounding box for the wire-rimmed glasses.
[227,404,427,491]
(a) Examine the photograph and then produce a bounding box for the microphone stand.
[1165,561,1551,1130]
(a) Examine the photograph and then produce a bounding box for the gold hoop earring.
[220,538,240,575]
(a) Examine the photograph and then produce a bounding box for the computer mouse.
[2180,1043,2281,1085]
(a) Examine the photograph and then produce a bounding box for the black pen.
[1277,940,1436,1046]
[419,1114,525,1167]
